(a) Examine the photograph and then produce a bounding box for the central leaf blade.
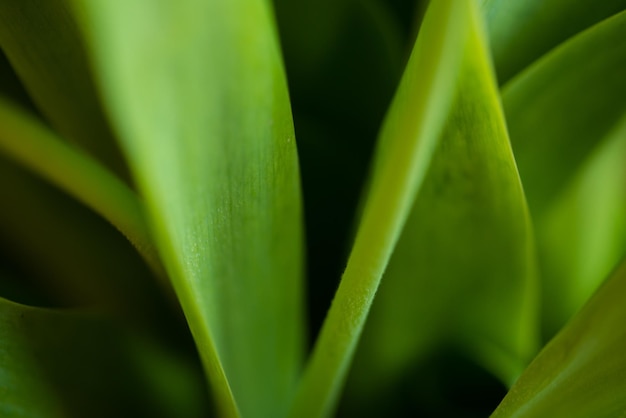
[69,1,305,417]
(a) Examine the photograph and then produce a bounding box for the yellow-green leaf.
[289,1,469,416]
[502,10,626,338]
[69,1,305,417]
[539,122,626,336]
[491,257,626,418]
[348,0,538,403]
[481,0,626,84]
[0,0,129,177]
[502,10,626,214]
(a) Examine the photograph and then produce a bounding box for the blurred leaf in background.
[0,295,210,418]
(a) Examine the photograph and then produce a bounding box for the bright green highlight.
[350,0,538,399]
[70,1,305,417]
[289,1,470,416]
[538,119,626,336]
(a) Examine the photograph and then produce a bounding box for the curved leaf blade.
[273,0,407,338]
[538,121,626,335]
[289,1,470,416]
[481,0,626,84]
[0,97,162,280]
[502,10,626,215]
[0,157,168,320]
[0,295,209,418]
[69,1,305,416]
[0,0,129,177]
[348,0,538,402]
[491,257,626,418]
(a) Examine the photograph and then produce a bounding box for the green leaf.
[501,10,626,339]
[347,0,538,402]
[481,0,626,84]
[0,0,129,178]
[0,157,168,320]
[502,10,626,215]
[273,0,406,336]
[0,97,163,280]
[289,1,471,416]
[538,121,626,336]
[68,1,305,417]
[491,257,626,418]
[0,294,210,418]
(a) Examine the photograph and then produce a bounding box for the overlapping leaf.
[502,10,626,214]
[67,1,305,417]
[538,124,626,335]
[0,156,165,317]
[0,294,209,418]
[273,0,406,336]
[289,1,470,416]
[481,0,626,84]
[502,10,626,335]
[346,0,538,407]
[0,0,129,177]
[0,98,161,278]
[491,257,626,418]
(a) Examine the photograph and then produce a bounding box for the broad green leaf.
[481,0,626,84]
[346,0,538,405]
[502,10,626,215]
[0,97,162,279]
[491,257,626,418]
[502,10,626,338]
[539,121,626,336]
[289,1,470,416]
[0,294,210,418]
[69,1,305,417]
[0,1,129,178]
